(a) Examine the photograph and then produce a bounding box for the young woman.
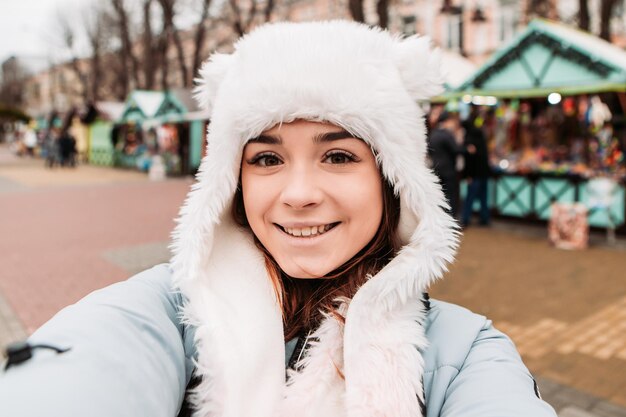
[0,21,556,417]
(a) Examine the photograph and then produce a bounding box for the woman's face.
[241,120,383,279]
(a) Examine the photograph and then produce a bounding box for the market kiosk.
[115,89,205,175]
[148,89,207,175]
[452,19,626,232]
[82,101,124,166]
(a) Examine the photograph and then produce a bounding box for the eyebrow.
[248,130,357,145]
[314,130,357,143]
[248,134,281,144]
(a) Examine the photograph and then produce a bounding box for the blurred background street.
[2,0,626,416]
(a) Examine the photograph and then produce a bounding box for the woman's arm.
[440,321,556,417]
[0,264,194,417]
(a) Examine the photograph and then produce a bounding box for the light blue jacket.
[0,264,556,417]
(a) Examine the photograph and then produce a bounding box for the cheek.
[334,172,383,231]
[241,170,266,227]
[241,173,283,243]
[359,180,384,233]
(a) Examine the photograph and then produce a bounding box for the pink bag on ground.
[548,203,589,250]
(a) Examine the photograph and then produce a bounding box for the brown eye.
[323,151,357,164]
[249,152,283,167]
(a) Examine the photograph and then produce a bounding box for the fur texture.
[171,20,460,417]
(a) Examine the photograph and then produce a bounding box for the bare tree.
[525,0,556,21]
[264,0,274,21]
[228,0,276,36]
[440,0,453,11]
[111,0,141,95]
[376,0,389,28]
[91,8,133,101]
[348,0,365,24]
[106,53,131,101]
[229,0,254,36]
[0,59,28,108]
[347,0,391,29]
[191,0,214,83]
[153,1,173,89]
[141,0,160,90]
[58,12,90,101]
[599,0,618,41]
[157,33,171,89]
[84,7,110,102]
[158,0,190,87]
[578,0,590,31]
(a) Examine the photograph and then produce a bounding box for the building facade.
[7,0,626,119]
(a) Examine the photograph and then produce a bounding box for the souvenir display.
[431,93,625,232]
[485,95,626,180]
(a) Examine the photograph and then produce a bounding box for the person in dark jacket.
[58,129,77,167]
[461,116,491,227]
[428,111,464,217]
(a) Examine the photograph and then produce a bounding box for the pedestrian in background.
[22,127,37,157]
[461,114,491,227]
[58,129,77,167]
[44,127,60,168]
[427,111,464,218]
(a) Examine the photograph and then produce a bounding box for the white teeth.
[282,223,336,237]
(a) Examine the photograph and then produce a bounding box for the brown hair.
[232,176,401,341]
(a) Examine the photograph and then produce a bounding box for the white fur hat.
[171,20,459,417]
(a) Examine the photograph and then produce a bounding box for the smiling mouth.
[275,222,340,237]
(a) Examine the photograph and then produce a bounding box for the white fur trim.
[280,303,348,417]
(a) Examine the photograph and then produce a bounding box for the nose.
[279,166,324,209]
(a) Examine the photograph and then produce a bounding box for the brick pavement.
[0,289,26,349]
[538,377,626,417]
[0,146,191,333]
[497,296,626,362]
[0,158,148,190]
[103,241,171,275]
[432,224,626,416]
[1,145,626,416]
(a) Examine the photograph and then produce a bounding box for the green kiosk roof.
[454,19,626,98]
[119,89,197,123]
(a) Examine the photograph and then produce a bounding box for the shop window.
[474,24,486,56]
[499,5,518,43]
[402,15,417,35]
[613,1,626,36]
[446,14,462,51]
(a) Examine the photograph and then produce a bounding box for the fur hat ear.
[193,53,236,113]
[392,36,444,101]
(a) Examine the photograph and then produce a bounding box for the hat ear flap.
[193,53,236,113]
[392,36,444,101]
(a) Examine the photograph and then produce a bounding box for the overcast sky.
[0,0,211,67]
[0,0,76,62]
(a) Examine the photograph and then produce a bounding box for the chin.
[280,262,335,280]
[284,269,328,280]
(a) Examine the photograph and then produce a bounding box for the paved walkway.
[1,145,625,416]
[0,146,191,335]
[0,153,148,191]
[432,223,626,416]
